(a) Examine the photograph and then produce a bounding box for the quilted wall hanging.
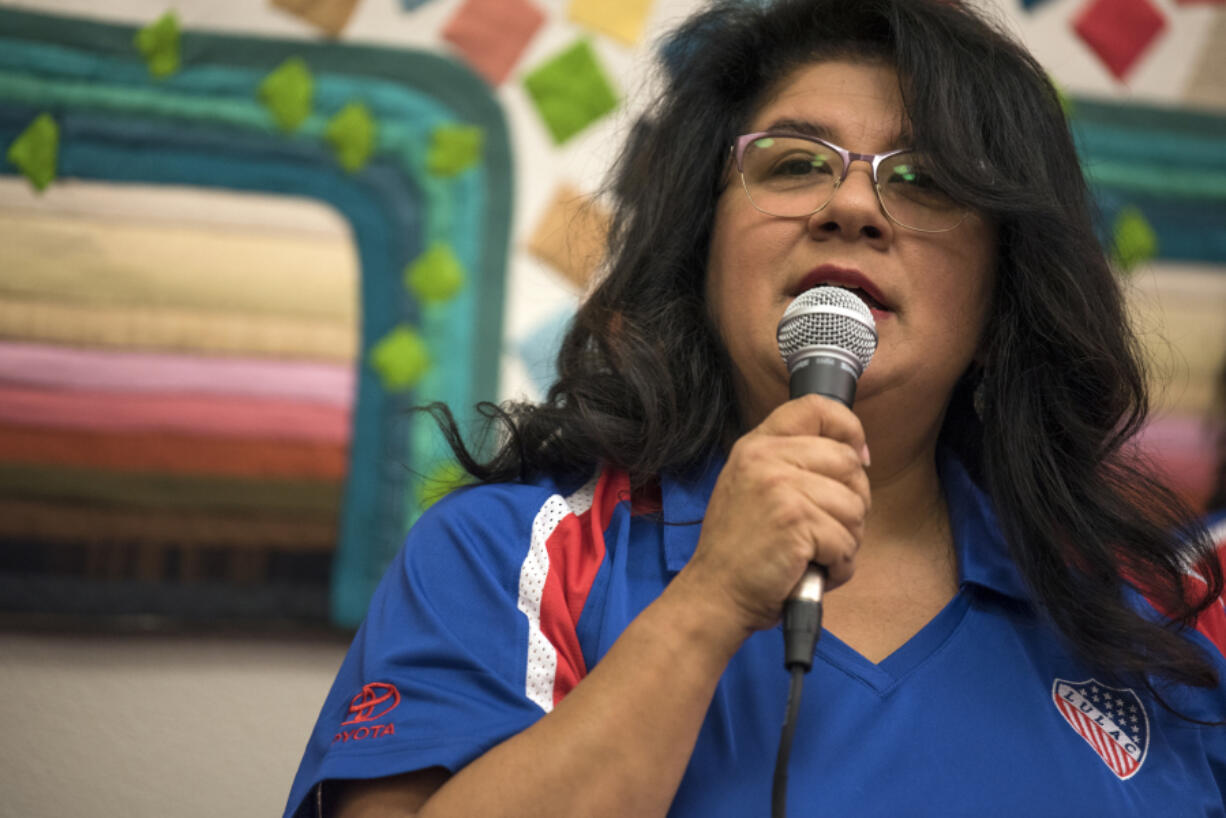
[0,7,511,628]
[1069,97,1226,510]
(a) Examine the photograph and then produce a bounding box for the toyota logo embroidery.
[342,682,401,726]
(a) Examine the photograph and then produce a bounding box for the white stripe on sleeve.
[516,475,599,712]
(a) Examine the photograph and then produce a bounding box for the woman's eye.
[771,154,833,177]
[887,163,937,188]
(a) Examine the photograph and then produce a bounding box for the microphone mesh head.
[777,286,878,374]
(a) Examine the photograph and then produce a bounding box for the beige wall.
[0,631,348,817]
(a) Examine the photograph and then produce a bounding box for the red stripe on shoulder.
[1133,521,1226,659]
[1192,529,1226,659]
[538,468,630,706]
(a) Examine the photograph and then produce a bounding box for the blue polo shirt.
[285,454,1226,817]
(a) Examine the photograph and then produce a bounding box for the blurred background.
[0,0,1222,815]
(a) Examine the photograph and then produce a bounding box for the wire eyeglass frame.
[731,130,970,233]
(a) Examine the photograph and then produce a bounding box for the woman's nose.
[808,161,891,240]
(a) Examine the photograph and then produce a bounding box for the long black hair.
[430,0,1224,702]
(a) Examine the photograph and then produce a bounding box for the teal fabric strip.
[0,41,476,244]
[1070,96,1226,265]
[1083,162,1226,201]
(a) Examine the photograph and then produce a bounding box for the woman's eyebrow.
[761,118,835,139]
[760,117,914,148]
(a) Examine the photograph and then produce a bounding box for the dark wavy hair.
[430,0,1224,704]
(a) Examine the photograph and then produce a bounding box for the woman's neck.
[862,443,948,550]
[854,387,954,557]
[824,429,960,663]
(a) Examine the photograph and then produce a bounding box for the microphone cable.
[772,586,824,818]
[772,664,808,818]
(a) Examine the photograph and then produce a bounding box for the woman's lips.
[794,266,891,313]
[789,283,892,319]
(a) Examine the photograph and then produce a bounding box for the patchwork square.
[1073,0,1167,81]
[442,0,545,86]
[568,0,654,46]
[523,39,619,144]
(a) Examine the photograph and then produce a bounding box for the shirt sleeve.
[1189,512,1226,660]
[281,481,569,818]
[1168,515,1226,806]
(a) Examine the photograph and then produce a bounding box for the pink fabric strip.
[0,341,353,408]
[0,386,350,442]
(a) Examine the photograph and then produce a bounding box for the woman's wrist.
[654,569,757,667]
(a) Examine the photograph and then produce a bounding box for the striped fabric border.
[0,424,348,479]
[0,342,354,407]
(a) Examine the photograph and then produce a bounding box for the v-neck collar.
[812,590,974,690]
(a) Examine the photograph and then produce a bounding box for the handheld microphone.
[775,286,877,671]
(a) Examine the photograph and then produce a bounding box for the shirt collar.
[659,448,1030,602]
[660,453,724,574]
[938,451,1029,601]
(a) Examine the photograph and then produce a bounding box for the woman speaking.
[285,0,1226,814]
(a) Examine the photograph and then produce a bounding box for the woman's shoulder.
[421,468,610,527]
[1169,511,1226,666]
[1206,510,1226,549]
[402,465,637,565]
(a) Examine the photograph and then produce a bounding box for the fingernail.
[860,443,871,467]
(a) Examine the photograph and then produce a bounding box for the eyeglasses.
[731,131,970,233]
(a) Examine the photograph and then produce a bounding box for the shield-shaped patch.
[1051,678,1149,780]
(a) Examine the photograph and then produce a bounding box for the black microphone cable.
[772,570,824,818]
[773,665,807,818]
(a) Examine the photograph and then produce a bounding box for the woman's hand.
[676,394,871,635]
